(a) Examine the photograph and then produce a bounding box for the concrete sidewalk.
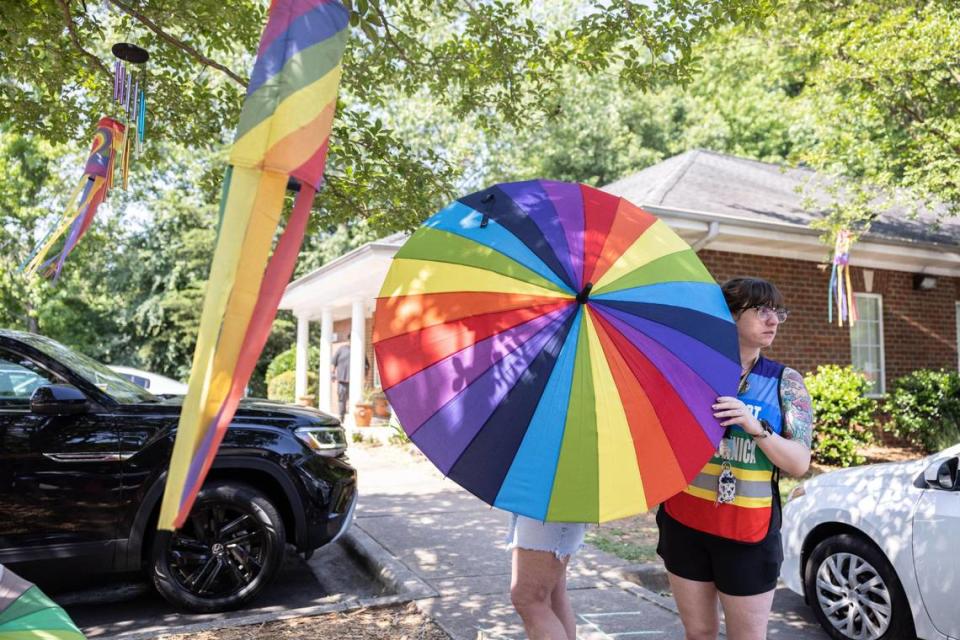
[347,440,827,640]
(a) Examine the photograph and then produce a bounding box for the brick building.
[280,150,960,420]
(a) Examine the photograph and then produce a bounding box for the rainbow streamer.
[828,229,858,326]
[22,117,124,280]
[159,0,349,531]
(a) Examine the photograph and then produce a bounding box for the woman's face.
[735,304,784,350]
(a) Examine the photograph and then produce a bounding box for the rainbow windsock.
[159,0,349,531]
[23,117,124,280]
[828,229,858,326]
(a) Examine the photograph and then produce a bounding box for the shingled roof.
[603,149,960,248]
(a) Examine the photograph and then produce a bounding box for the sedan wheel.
[151,482,286,612]
[804,533,915,640]
[815,552,891,638]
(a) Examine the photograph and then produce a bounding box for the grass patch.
[586,514,659,564]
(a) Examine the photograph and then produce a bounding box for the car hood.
[236,397,341,425]
[140,395,340,426]
[804,446,959,490]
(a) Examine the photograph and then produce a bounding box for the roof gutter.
[690,220,720,252]
[641,203,960,253]
[284,239,404,295]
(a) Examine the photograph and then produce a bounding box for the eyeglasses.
[750,305,789,323]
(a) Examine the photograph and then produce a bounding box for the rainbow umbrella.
[0,565,85,639]
[374,181,740,523]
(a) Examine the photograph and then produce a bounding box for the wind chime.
[828,229,858,326]
[111,42,149,188]
[20,42,150,280]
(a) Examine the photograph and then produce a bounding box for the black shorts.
[655,507,783,596]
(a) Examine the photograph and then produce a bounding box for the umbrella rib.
[376,299,575,391]
[590,305,729,451]
[410,224,577,295]
[592,303,724,394]
[437,306,578,482]
[592,299,740,370]
[386,257,573,299]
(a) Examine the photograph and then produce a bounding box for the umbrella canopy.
[0,565,86,639]
[374,180,741,523]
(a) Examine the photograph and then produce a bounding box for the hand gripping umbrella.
[0,565,85,639]
[374,181,741,523]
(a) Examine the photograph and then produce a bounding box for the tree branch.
[56,0,110,77]
[372,2,417,67]
[105,0,248,87]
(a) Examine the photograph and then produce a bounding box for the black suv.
[0,329,356,612]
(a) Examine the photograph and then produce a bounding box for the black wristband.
[753,418,774,439]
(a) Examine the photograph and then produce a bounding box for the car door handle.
[42,452,135,463]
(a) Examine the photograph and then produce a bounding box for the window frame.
[372,351,381,390]
[851,292,886,397]
[956,301,960,373]
[0,347,63,412]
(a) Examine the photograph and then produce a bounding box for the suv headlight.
[295,426,347,457]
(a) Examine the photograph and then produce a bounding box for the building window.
[850,293,885,396]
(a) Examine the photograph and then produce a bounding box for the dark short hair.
[721,277,786,315]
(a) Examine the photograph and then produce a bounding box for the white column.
[295,314,309,401]
[318,308,333,413]
[348,300,366,412]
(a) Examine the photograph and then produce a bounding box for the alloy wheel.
[167,503,267,598]
[815,551,892,640]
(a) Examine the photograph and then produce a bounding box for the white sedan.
[107,365,188,395]
[781,443,960,640]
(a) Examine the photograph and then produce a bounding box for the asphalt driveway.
[59,540,384,639]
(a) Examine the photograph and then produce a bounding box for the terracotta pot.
[353,402,373,427]
[296,394,316,407]
[372,396,390,419]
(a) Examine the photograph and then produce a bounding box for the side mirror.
[924,456,960,491]
[30,384,89,415]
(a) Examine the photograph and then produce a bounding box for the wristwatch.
[753,418,774,439]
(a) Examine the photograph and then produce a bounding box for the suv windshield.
[17,333,159,404]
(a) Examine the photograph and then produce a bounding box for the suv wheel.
[804,533,915,640]
[150,482,286,612]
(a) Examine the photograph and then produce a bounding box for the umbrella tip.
[576,282,593,304]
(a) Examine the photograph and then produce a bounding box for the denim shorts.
[504,513,587,560]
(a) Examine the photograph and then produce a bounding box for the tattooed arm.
[749,367,814,477]
[780,367,814,449]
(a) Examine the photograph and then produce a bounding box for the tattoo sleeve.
[780,367,814,449]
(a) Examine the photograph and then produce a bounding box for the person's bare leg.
[668,571,721,640]
[511,548,568,639]
[549,556,576,639]
[717,588,775,640]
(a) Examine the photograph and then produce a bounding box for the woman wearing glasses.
[656,277,814,640]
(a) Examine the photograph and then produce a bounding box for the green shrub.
[267,370,318,403]
[883,369,960,453]
[265,346,320,387]
[804,365,877,467]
